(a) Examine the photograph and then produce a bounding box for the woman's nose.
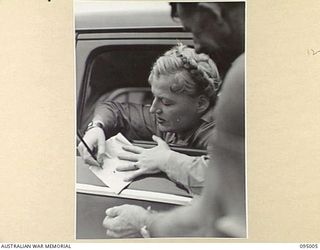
[150,99,161,114]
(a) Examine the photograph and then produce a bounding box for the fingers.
[97,140,106,164]
[122,145,144,154]
[77,142,85,157]
[152,135,167,146]
[116,163,138,171]
[124,169,144,182]
[103,215,136,234]
[78,130,105,167]
[118,153,139,162]
[103,217,122,231]
[105,206,121,217]
[106,229,140,238]
[106,229,122,238]
[77,128,105,167]
[103,204,147,238]
[80,146,100,167]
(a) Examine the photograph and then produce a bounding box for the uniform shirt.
[93,101,215,194]
[94,101,215,150]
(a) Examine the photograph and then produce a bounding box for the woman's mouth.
[156,117,166,124]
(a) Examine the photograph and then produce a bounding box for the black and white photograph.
[3,0,320,246]
[75,1,246,239]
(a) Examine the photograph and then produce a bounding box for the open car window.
[77,45,173,134]
[75,28,205,158]
[77,43,206,154]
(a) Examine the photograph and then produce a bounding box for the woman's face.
[149,74,201,133]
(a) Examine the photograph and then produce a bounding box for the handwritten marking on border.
[308,49,320,56]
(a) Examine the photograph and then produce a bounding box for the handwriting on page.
[307,49,320,56]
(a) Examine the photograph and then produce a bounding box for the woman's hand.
[77,127,106,166]
[116,135,171,181]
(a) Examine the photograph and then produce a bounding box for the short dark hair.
[170,2,244,19]
[169,2,199,19]
[169,2,178,18]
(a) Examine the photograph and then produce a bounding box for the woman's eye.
[161,99,172,106]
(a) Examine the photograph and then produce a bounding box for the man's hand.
[77,127,106,167]
[103,204,153,238]
[116,135,171,181]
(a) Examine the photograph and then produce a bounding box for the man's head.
[171,2,245,73]
[148,44,221,133]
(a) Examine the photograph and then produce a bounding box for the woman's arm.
[94,101,157,140]
[78,101,157,166]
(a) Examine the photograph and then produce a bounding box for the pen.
[77,131,101,167]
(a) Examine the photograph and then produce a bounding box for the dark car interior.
[77,44,173,134]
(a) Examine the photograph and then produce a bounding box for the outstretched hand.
[117,135,171,181]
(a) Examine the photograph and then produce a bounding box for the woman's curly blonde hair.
[148,43,222,106]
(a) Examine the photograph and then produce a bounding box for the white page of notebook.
[89,133,136,194]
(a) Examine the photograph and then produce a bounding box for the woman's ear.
[197,95,210,114]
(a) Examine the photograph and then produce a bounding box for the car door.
[75,2,202,239]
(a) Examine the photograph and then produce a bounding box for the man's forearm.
[148,200,203,237]
[147,195,223,237]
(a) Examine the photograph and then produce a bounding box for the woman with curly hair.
[78,44,222,194]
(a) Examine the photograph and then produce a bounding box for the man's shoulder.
[232,53,245,68]
[221,54,245,99]
[228,53,245,84]
[214,54,245,137]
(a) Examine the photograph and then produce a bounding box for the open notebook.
[89,133,136,194]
